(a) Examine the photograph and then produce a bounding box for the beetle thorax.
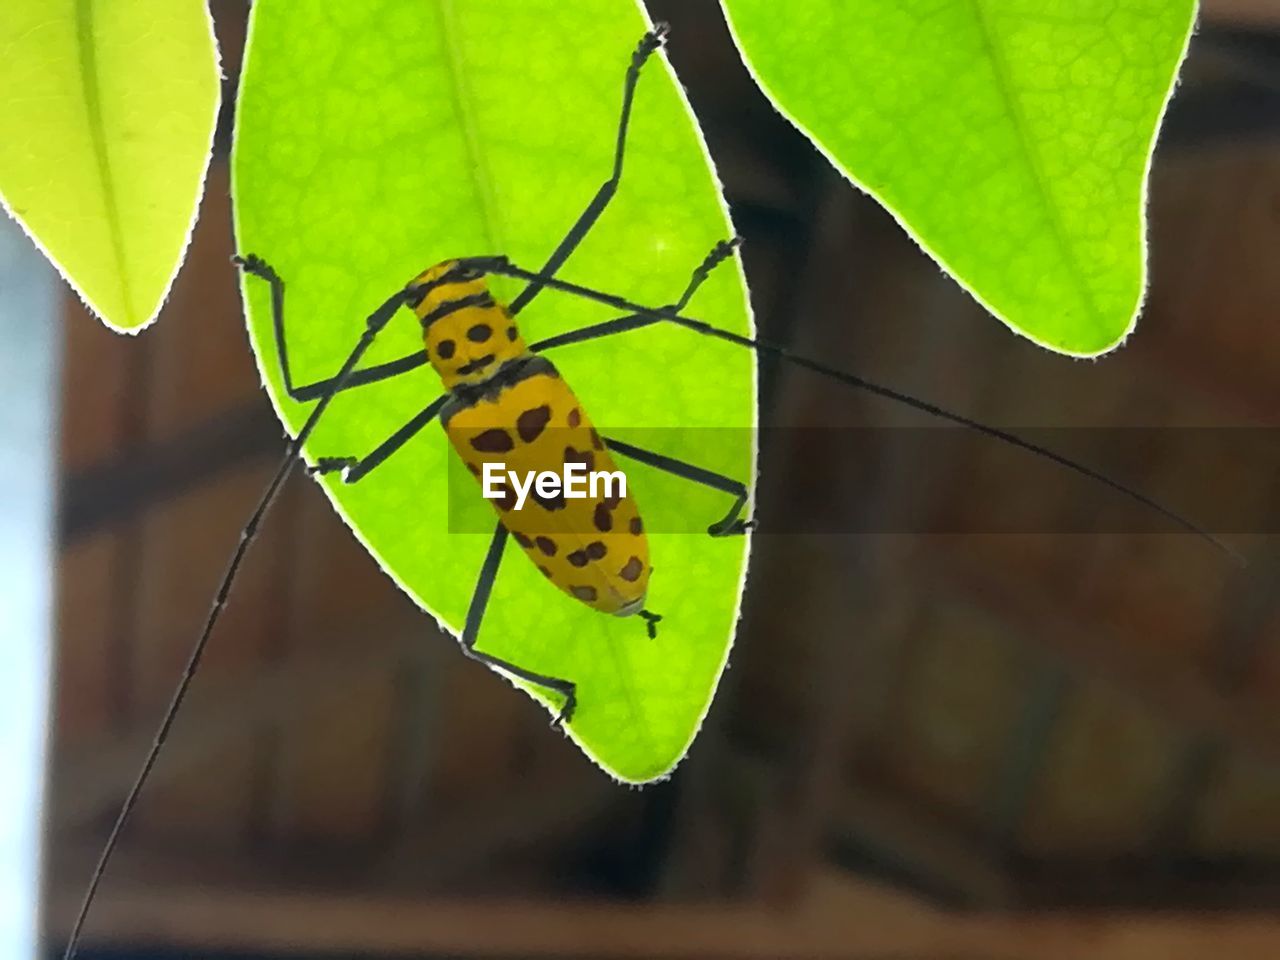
[408,260,529,390]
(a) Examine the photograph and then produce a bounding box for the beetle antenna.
[478,256,1244,566]
[59,280,412,960]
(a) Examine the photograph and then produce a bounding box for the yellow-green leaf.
[0,0,220,332]
[722,0,1198,355]
[233,0,755,782]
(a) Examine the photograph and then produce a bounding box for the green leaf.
[721,0,1197,355]
[233,1,755,782]
[0,0,220,332]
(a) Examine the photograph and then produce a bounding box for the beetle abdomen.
[444,359,650,615]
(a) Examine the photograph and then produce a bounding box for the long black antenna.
[474,256,1244,565]
[60,282,411,960]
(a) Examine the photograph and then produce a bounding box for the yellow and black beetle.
[234,229,753,727]
[409,257,658,622]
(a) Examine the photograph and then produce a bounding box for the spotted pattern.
[467,323,492,343]
[506,325,518,341]
[470,428,513,453]
[564,445,594,472]
[593,502,612,532]
[444,359,650,616]
[531,486,566,512]
[517,405,551,443]
[436,339,456,360]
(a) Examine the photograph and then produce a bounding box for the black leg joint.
[308,456,357,479]
[551,687,579,729]
[232,253,280,285]
[707,493,752,537]
[636,22,669,64]
[638,609,662,639]
[699,237,740,275]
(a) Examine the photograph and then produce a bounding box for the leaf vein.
[434,0,506,259]
[75,0,134,323]
[968,0,1102,332]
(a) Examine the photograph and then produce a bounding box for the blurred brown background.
[42,1,1280,957]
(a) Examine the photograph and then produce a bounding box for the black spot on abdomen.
[531,486,566,512]
[564,445,595,472]
[517,405,551,443]
[470,428,514,453]
[593,502,613,532]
